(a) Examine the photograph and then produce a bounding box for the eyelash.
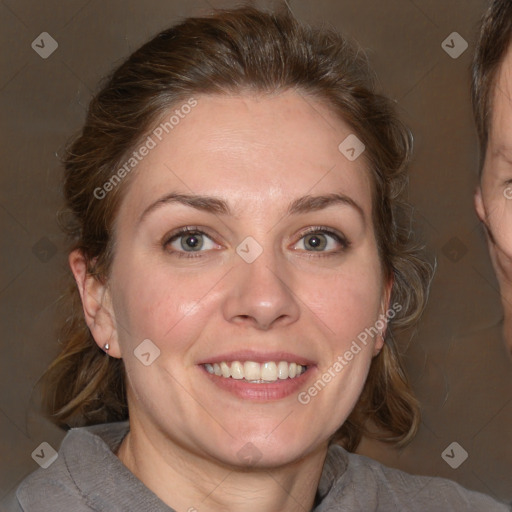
[162,225,350,259]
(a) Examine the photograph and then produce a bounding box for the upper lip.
[197,350,316,366]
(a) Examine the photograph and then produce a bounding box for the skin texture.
[70,90,391,512]
[475,47,512,353]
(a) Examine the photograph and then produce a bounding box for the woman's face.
[106,91,390,467]
[477,48,512,283]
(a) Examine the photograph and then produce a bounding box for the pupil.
[306,234,325,250]
[182,233,202,250]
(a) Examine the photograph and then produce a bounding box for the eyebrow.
[138,192,365,224]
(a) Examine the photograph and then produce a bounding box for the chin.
[208,423,327,470]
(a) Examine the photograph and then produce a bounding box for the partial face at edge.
[97,91,391,467]
[477,46,512,281]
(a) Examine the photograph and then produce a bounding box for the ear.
[474,185,497,247]
[374,276,394,356]
[474,185,486,223]
[69,249,121,358]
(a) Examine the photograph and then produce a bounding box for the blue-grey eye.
[181,233,203,251]
[168,231,217,252]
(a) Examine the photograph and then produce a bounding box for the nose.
[221,248,301,330]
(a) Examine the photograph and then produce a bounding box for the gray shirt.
[13,421,511,511]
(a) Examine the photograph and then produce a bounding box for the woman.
[15,6,510,511]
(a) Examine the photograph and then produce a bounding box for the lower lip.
[200,366,314,401]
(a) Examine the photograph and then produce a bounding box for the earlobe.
[68,250,121,358]
[373,323,386,356]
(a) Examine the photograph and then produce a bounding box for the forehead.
[120,91,373,219]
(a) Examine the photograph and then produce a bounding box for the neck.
[117,414,327,512]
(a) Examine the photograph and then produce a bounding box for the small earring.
[103,343,110,352]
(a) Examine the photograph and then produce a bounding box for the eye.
[164,227,220,257]
[503,180,512,200]
[293,227,349,253]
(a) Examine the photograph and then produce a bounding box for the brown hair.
[472,0,512,172]
[44,5,433,452]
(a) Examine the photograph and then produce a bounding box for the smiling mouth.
[203,361,307,382]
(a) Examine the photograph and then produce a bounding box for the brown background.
[1,0,511,509]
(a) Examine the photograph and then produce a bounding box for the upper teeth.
[204,361,306,382]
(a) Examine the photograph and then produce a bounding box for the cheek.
[296,265,381,434]
[111,259,223,356]
[302,261,384,344]
[483,187,512,255]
